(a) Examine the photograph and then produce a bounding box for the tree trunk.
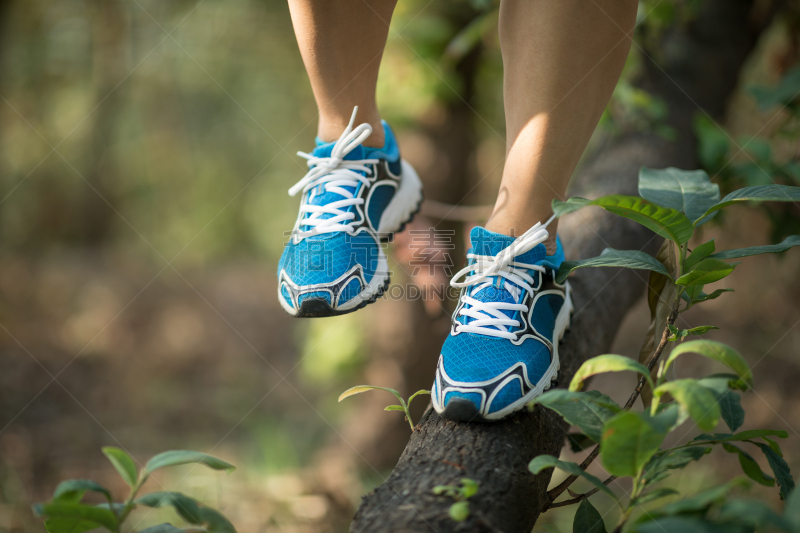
[351,1,773,531]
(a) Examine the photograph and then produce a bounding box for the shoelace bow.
[289,107,379,239]
[449,215,556,340]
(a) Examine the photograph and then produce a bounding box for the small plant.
[32,447,236,533]
[526,167,800,532]
[433,478,479,522]
[338,386,430,430]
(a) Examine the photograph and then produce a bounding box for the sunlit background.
[1,0,799,531]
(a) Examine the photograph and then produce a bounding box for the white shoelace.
[450,215,556,340]
[289,107,379,239]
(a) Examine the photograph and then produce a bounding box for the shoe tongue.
[463,226,548,332]
[469,226,547,264]
[301,141,368,231]
[312,140,366,161]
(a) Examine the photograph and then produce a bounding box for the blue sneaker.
[432,220,573,421]
[278,108,423,317]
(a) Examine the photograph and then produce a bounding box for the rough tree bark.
[351,1,774,531]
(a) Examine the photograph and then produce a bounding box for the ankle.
[542,232,558,256]
[318,111,385,148]
[484,216,559,255]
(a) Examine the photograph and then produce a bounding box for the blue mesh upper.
[278,230,380,287]
[441,333,552,383]
[491,377,525,411]
[367,182,396,229]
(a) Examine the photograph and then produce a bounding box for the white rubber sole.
[378,159,424,235]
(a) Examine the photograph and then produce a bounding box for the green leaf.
[749,64,800,110]
[692,429,789,444]
[650,403,687,433]
[641,447,710,487]
[684,325,718,335]
[698,373,746,392]
[384,405,405,412]
[556,248,671,284]
[460,478,479,499]
[653,380,720,431]
[675,258,738,286]
[688,288,734,305]
[145,451,235,474]
[32,502,118,532]
[573,498,607,533]
[695,184,800,223]
[101,447,138,488]
[531,390,620,442]
[784,486,800,530]
[139,525,184,533]
[137,492,202,524]
[552,197,594,216]
[717,498,794,532]
[682,284,704,303]
[601,411,667,477]
[196,507,237,533]
[634,516,751,533]
[137,492,237,533]
[52,479,112,504]
[633,487,679,506]
[138,493,234,532]
[433,485,457,497]
[665,340,753,389]
[709,235,800,260]
[722,443,775,486]
[668,325,719,341]
[407,390,430,407]
[529,455,618,502]
[647,480,747,517]
[756,443,795,500]
[338,385,403,403]
[763,436,783,457]
[553,195,694,244]
[685,240,716,271]
[41,517,99,533]
[638,167,720,226]
[570,355,654,392]
[717,391,745,432]
[448,501,470,522]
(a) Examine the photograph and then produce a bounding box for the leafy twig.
[542,302,680,510]
[547,476,616,509]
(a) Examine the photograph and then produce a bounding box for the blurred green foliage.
[695,60,800,242]
[0,0,316,264]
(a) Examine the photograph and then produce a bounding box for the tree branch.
[350,1,769,530]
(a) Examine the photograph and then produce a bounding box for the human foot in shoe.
[278,107,423,317]
[432,219,572,421]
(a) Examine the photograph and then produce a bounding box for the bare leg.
[486,0,638,252]
[288,0,397,148]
